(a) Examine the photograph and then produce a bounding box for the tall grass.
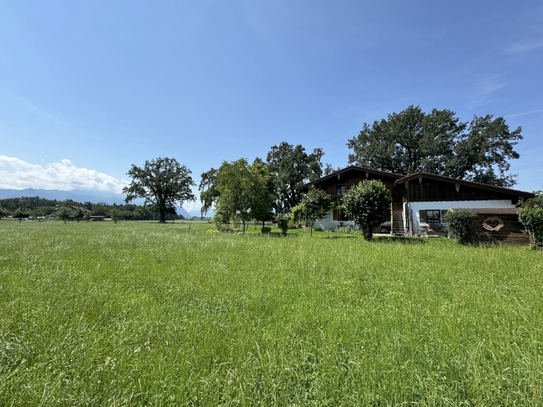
[1,221,542,405]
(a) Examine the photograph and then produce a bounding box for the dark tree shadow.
[373,235,427,244]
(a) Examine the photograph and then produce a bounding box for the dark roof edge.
[394,172,535,197]
[298,166,405,191]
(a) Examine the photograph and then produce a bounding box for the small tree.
[292,186,332,237]
[75,208,84,223]
[443,209,478,245]
[342,180,392,241]
[275,214,290,236]
[13,202,29,223]
[518,195,543,248]
[57,206,73,223]
[212,158,275,233]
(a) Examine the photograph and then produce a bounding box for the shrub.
[275,214,290,236]
[287,218,299,229]
[443,209,478,245]
[518,196,543,248]
[342,180,392,241]
[338,225,354,234]
[213,213,227,232]
[231,216,242,231]
[261,226,272,234]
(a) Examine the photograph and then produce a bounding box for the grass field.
[1,220,542,406]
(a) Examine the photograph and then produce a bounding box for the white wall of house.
[314,211,357,231]
[408,199,515,234]
[312,199,516,235]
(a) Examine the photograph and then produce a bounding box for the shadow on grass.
[323,235,360,240]
[256,232,299,238]
[323,235,427,244]
[373,235,427,245]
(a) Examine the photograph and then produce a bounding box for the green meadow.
[1,221,542,406]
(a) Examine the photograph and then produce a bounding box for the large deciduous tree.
[347,105,522,187]
[123,157,196,223]
[266,142,324,214]
[292,186,332,237]
[342,180,392,241]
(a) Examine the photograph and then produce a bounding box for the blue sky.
[1,0,542,212]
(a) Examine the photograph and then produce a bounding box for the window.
[426,210,441,223]
[419,210,448,224]
[336,185,346,196]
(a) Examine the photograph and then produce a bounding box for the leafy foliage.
[123,157,196,223]
[275,214,290,236]
[292,186,332,237]
[342,180,392,241]
[443,209,478,245]
[518,196,543,248]
[267,142,324,213]
[56,206,74,223]
[199,168,219,216]
[0,206,11,218]
[212,158,275,233]
[347,105,522,187]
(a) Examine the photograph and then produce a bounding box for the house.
[298,166,535,244]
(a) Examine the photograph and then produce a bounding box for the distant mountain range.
[0,188,193,218]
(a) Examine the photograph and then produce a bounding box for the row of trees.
[195,143,325,231]
[122,105,526,231]
[0,197,178,222]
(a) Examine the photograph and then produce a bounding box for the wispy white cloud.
[467,74,506,108]
[505,39,543,54]
[0,156,127,193]
[505,108,543,118]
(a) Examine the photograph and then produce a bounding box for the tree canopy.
[347,105,522,187]
[266,142,324,214]
[123,157,196,223]
[211,158,275,233]
[518,195,543,247]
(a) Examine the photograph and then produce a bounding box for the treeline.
[0,196,189,221]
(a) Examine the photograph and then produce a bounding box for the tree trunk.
[159,210,166,223]
[362,226,373,241]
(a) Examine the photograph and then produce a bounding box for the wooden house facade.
[298,166,535,244]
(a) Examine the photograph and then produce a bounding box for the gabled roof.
[394,172,535,198]
[298,165,405,191]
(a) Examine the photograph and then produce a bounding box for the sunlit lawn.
[1,220,542,406]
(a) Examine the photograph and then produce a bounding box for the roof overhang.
[298,166,405,192]
[394,172,535,199]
